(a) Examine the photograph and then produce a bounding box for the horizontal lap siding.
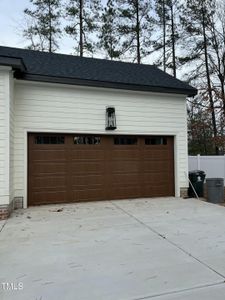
[9,76,14,202]
[0,73,6,201]
[14,82,188,198]
[0,71,10,204]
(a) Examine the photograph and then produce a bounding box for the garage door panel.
[110,173,140,185]
[29,150,66,161]
[71,162,105,174]
[32,176,67,189]
[28,134,174,205]
[142,151,170,159]
[31,162,66,174]
[71,175,103,186]
[143,173,170,184]
[72,189,105,201]
[109,161,139,173]
[31,191,67,205]
[110,186,140,199]
[143,162,170,172]
[71,149,104,160]
[110,150,139,160]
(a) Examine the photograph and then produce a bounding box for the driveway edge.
[0,220,7,233]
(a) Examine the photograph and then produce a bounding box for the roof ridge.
[0,45,155,68]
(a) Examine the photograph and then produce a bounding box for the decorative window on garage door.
[74,136,101,145]
[35,136,65,144]
[145,137,167,145]
[114,137,137,145]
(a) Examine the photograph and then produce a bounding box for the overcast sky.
[0,0,85,54]
[0,0,109,55]
[0,0,79,54]
[0,0,31,48]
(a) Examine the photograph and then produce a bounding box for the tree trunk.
[79,0,84,57]
[202,2,218,154]
[48,1,52,53]
[170,2,176,78]
[210,18,225,117]
[220,76,225,115]
[136,0,141,64]
[162,0,166,72]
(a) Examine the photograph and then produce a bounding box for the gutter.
[18,73,198,97]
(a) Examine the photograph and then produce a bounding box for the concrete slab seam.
[133,281,225,300]
[110,201,225,280]
[0,220,7,234]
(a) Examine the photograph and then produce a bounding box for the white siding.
[0,67,13,205]
[9,73,14,202]
[14,81,188,205]
[0,71,6,204]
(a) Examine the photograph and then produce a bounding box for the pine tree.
[154,0,169,72]
[153,0,180,77]
[207,1,225,118]
[169,0,177,77]
[65,0,102,56]
[98,0,121,60]
[188,98,215,155]
[23,0,62,52]
[115,0,153,64]
[180,0,218,153]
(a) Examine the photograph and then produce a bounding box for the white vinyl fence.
[189,155,225,185]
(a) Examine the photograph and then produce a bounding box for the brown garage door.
[28,134,174,205]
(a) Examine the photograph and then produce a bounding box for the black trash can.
[206,178,224,203]
[188,170,206,197]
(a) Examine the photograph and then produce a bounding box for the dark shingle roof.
[0,46,197,96]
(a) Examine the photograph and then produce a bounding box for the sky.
[0,0,31,48]
[0,0,83,54]
[0,0,108,55]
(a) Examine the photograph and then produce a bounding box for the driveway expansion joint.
[110,201,225,281]
[132,281,225,300]
[0,220,7,234]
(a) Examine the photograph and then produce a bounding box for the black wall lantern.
[105,106,117,130]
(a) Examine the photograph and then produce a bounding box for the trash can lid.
[206,178,224,181]
[189,170,205,175]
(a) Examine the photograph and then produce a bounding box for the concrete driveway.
[0,197,225,300]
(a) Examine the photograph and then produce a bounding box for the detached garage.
[0,46,197,219]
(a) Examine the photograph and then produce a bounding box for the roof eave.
[0,56,26,72]
[17,73,197,96]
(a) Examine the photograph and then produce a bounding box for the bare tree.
[23,0,62,52]
[64,0,102,56]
